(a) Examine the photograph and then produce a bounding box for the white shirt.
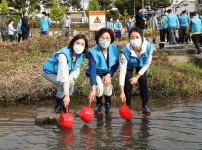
[119,38,153,86]
[57,54,80,94]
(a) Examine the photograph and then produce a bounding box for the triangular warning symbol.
[94,16,101,23]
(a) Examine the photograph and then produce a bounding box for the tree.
[0,0,10,14]
[61,0,81,10]
[50,0,66,21]
[98,0,112,10]
[106,10,119,20]
[85,0,100,17]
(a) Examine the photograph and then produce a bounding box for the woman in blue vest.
[114,19,122,42]
[17,19,22,42]
[43,34,88,113]
[86,27,119,114]
[107,17,114,31]
[119,27,153,113]
[179,10,189,44]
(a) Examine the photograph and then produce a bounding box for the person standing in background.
[126,18,135,33]
[17,19,22,42]
[8,19,16,42]
[1,21,7,42]
[160,12,169,43]
[163,9,179,45]
[107,17,114,31]
[135,6,147,36]
[179,10,189,44]
[150,13,159,43]
[61,15,71,38]
[21,10,30,40]
[40,11,51,36]
[114,19,122,42]
[189,12,202,54]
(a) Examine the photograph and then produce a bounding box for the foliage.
[98,0,112,10]
[61,0,81,11]
[123,9,129,23]
[0,0,10,14]
[106,10,119,21]
[85,0,100,17]
[49,0,66,21]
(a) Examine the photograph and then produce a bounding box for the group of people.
[150,9,202,54]
[1,10,31,42]
[43,27,153,115]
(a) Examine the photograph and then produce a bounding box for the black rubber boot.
[55,97,63,114]
[104,95,112,114]
[141,94,151,113]
[153,39,156,44]
[95,96,103,112]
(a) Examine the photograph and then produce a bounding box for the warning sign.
[89,11,106,31]
[94,16,101,23]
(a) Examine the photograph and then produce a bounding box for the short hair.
[68,34,88,54]
[129,27,143,41]
[153,13,156,16]
[22,10,27,16]
[95,27,115,44]
[42,11,47,16]
[182,10,187,14]
[190,11,196,16]
[137,6,142,11]
[167,9,172,13]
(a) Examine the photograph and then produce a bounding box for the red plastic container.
[59,106,74,128]
[79,99,94,123]
[119,101,133,120]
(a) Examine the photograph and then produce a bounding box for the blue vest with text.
[121,42,151,69]
[43,47,84,74]
[179,14,189,27]
[167,13,178,27]
[85,44,119,76]
[190,16,202,33]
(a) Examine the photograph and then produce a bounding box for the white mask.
[130,39,142,48]
[73,44,84,54]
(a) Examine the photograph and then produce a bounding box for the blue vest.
[17,22,22,33]
[43,47,84,74]
[121,42,151,69]
[161,15,168,29]
[179,14,189,27]
[85,44,119,76]
[191,16,202,33]
[114,22,122,32]
[107,21,114,30]
[127,22,134,30]
[167,13,178,27]
[40,17,50,31]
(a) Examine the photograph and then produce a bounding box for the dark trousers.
[179,26,188,43]
[124,68,148,108]
[9,35,14,41]
[18,33,22,42]
[167,27,177,44]
[22,32,29,40]
[1,35,6,42]
[160,29,169,42]
[191,34,202,54]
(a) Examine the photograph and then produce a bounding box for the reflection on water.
[0,98,202,149]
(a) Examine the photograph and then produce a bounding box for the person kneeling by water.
[42,34,88,113]
[119,27,153,113]
[86,27,119,114]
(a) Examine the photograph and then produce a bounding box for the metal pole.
[134,0,136,19]
[142,0,144,13]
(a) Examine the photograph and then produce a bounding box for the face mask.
[73,44,84,54]
[99,39,111,48]
[130,39,142,48]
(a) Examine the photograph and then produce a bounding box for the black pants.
[179,26,188,43]
[1,35,6,42]
[191,34,202,54]
[124,68,148,108]
[9,35,14,41]
[22,32,29,40]
[18,34,22,42]
[160,28,169,42]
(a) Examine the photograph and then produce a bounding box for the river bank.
[0,36,202,104]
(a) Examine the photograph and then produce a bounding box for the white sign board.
[89,11,106,31]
